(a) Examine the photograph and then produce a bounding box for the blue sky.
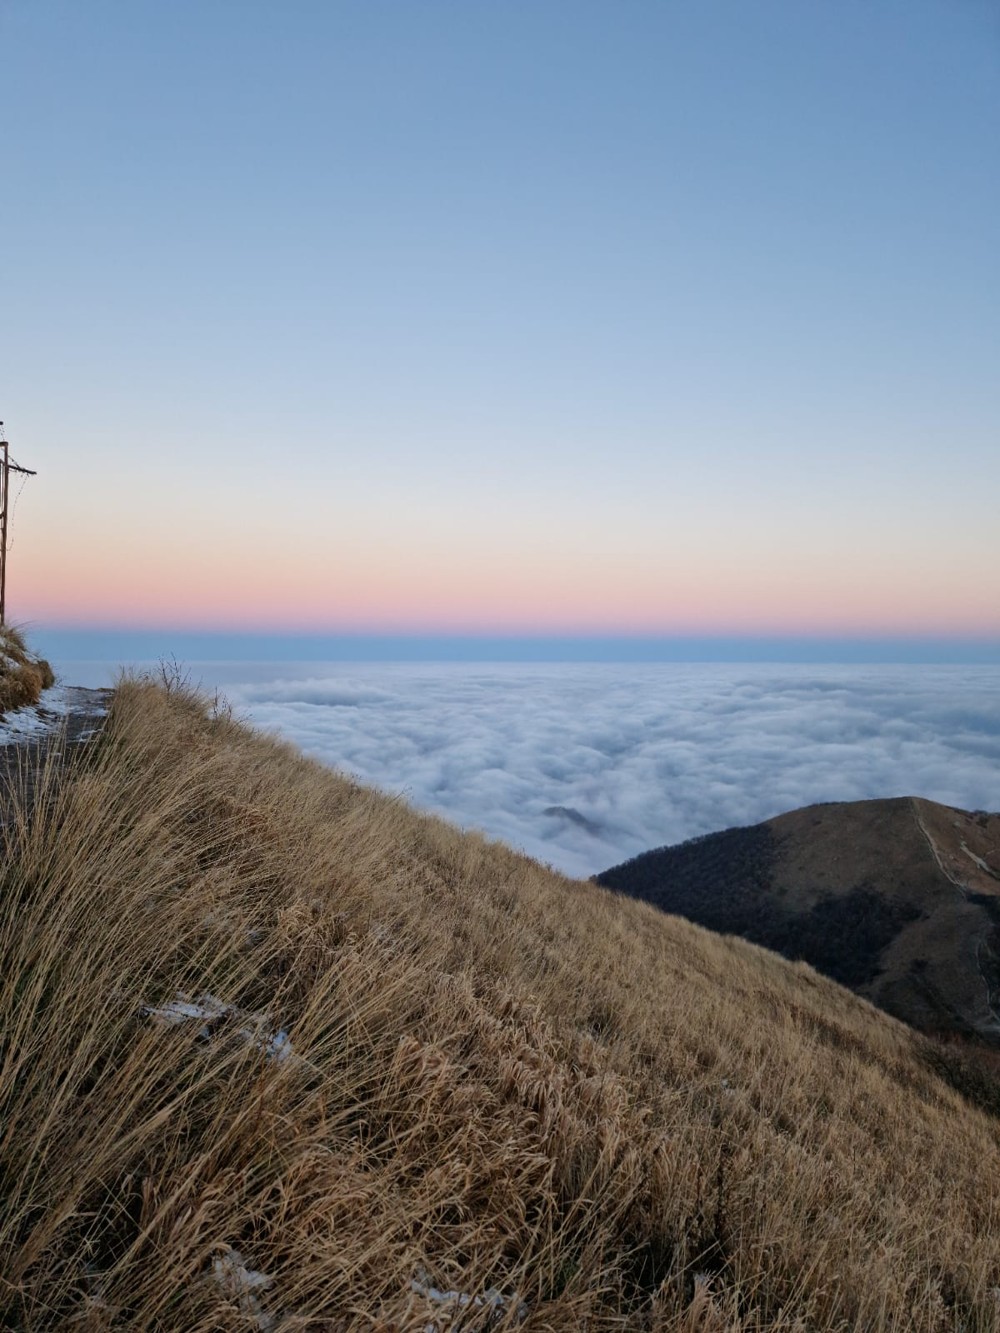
[1,1,998,654]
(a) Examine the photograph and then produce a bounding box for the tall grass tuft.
[0,675,998,1330]
[0,625,55,713]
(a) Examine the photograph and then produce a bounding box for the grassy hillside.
[0,624,54,712]
[595,799,1000,1049]
[2,679,1000,1330]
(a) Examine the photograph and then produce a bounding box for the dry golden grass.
[0,625,55,713]
[1,676,1000,1330]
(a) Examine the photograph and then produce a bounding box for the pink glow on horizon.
[11,504,999,639]
[14,558,999,639]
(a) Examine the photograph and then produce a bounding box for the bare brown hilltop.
[597,797,1000,1047]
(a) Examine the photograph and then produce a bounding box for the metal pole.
[0,425,37,627]
[0,442,9,626]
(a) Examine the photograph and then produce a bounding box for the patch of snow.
[961,840,998,877]
[263,1028,293,1062]
[0,684,104,745]
[144,993,231,1038]
[38,685,77,715]
[142,991,294,1063]
[212,1250,276,1331]
[411,1268,527,1328]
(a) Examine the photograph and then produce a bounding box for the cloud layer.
[201,663,1000,879]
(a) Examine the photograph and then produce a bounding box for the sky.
[2,1,999,652]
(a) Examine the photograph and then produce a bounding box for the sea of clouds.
[54,659,1000,878]
[153,661,1000,880]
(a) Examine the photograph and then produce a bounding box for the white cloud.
[199,663,1000,879]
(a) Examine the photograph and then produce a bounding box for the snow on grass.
[411,1268,528,1327]
[142,991,295,1063]
[211,1250,276,1331]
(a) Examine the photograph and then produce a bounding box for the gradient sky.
[2,1,998,645]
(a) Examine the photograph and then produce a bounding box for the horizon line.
[29,626,1000,666]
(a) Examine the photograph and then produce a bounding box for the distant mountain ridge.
[596,797,1000,1045]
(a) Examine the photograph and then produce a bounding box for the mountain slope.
[4,686,1000,1329]
[596,797,1000,1045]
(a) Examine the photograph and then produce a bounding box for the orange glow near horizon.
[13,537,999,639]
[8,471,998,641]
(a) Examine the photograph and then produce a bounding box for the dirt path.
[0,685,113,822]
[910,797,968,900]
[910,796,1000,1034]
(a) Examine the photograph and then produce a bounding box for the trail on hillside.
[911,796,1000,1034]
[0,685,112,820]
